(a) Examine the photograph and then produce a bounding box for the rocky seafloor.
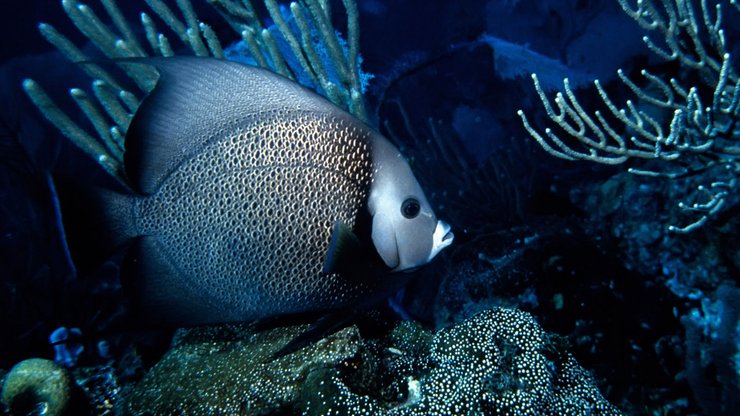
[1,308,620,415]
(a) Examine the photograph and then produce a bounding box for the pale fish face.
[368,136,454,272]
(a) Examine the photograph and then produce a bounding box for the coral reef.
[518,0,740,233]
[511,1,740,410]
[681,283,740,415]
[563,165,740,414]
[123,308,619,415]
[72,365,123,416]
[124,323,363,414]
[1,358,71,416]
[301,308,620,415]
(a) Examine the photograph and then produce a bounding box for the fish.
[95,56,454,327]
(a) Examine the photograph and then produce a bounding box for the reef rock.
[125,308,620,415]
[124,323,362,414]
[1,358,71,416]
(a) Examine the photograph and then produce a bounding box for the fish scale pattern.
[135,110,375,321]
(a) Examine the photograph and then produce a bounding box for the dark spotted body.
[135,111,376,322]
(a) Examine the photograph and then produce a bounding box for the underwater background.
[0,0,738,414]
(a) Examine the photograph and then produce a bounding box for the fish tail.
[93,186,138,246]
[54,177,138,274]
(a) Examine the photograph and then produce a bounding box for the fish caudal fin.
[54,178,138,274]
[93,186,139,247]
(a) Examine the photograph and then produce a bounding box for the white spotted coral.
[300,308,622,415]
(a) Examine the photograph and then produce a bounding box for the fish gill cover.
[0,1,738,415]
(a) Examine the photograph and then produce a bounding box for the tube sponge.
[49,327,84,368]
[1,358,71,416]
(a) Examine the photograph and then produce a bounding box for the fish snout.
[428,220,454,261]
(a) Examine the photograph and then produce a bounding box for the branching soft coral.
[519,0,740,233]
[23,0,367,187]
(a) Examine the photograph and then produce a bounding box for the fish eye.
[401,198,421,219]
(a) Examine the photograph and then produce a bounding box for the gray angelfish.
[99,57,453,326]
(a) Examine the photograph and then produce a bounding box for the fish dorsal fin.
[123,57,341,195]
[322,221,363,275]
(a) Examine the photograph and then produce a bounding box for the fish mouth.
[428,220,454,261]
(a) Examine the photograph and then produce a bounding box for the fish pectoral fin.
[322,221,363,275]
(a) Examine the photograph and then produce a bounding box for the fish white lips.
[428,220,454,262]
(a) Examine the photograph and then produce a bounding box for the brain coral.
[1,358,71,416]
[300,308,621,415]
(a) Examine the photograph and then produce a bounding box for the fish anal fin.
[270,311,357,360]
[123,236,213,327]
